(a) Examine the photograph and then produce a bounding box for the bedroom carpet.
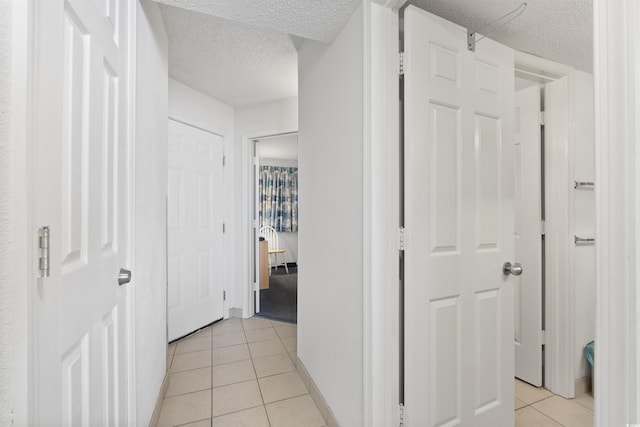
[257,265,297,324]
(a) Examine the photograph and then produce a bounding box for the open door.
[31,0,132,423]
[404,6,515,426]
[514,86,544,386]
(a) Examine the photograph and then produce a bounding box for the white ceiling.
[410,0,593,73]
[155,0,592,108]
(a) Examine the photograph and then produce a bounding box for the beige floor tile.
[275,325,297,339]
[249,338,287,358]
[515,397,527,410]
[171,350,212,373]
[242,317,273,331]
[281,336,297,353]
[288,351,297,364]
[211,405,270,427]
[175,335,213,355]
[213,344,251,366]
[270,320,294,328]
[265,394,326,427]
[167,353,174,371]
[515,407,562,426]
[515,379,554,404]
[253,353,296,378]
[258,371,308,404]
[532,395,594,427]
[575,391,594,410]
[212,320,244,336]
[181,419,211,427]
[157,390,212,427]
[168,343,177,356]
[245,327,279,343]
[167,367,212,397]
[212,359,256,387]
[212,379,263,417]
[212,332,247,348]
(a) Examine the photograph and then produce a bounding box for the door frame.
[593,0,640,424]
[515,52,579,398]
[241,128,297,318]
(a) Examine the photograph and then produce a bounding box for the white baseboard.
[575,375,592,396]
[296,357,339,427]
[149,372,170,427]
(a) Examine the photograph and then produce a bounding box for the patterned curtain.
[259,166,298,232]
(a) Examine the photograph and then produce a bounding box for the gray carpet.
[256,265,297,324]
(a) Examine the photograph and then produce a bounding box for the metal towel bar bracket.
[575,236,595,244]
[574,181,595,189]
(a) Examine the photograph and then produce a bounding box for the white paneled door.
[404,6,515,426]
[168,120,225,341]
[514,86,543,386]
[32,0,132,425]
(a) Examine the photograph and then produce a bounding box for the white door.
[404,6,515,426]
[168,119,225,341]
[514,86,544,386]
[32,0,132,425]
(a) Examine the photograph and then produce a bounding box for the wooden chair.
[259,226,289,275]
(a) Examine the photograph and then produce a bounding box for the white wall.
[572,71,595,380]
[235,97,298,315]
[298,4,364,426]
[168,79,235,316]
[135,2,169,424]
[0,1,14,424]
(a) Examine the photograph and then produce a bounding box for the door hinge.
[399,403,405,427]
[539,111,546,126]
[38,226,50,278]
[399,52,405,76]
[222,223,226,233]
[223,155,226,166]
[540,220,546,236]
[223,290,226,301]
[399,226,406,251]
[540,330,546,345]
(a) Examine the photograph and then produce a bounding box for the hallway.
[515,379,594,426]
[158,318,325,426]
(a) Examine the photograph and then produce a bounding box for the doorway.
[252,133,299,324]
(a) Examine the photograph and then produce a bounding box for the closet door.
[514,86,543,386]
[168,119,225,340]
[404,6,516,426]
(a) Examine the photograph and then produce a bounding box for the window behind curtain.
[259,166,298,232]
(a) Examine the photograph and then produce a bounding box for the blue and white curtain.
[259,166,298,232]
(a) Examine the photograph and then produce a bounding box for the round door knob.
[118,268,132,286]
[503,262,523,276]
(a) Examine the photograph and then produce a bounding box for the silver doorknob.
[118,268,132,286]
[503,262,523,276]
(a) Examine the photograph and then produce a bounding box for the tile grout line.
[242,318,273,427]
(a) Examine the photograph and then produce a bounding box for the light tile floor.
[159,318,593,426]
[515,378,594,427]
[158,317,326,427]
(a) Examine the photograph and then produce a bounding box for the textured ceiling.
[154,0,360,43]
[156,0,593,110]
[410,0,593,73]
[159,4,298,107]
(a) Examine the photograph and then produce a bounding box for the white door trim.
[593,0,640,424]
[365,2,400,426]
[514,51,579,398]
